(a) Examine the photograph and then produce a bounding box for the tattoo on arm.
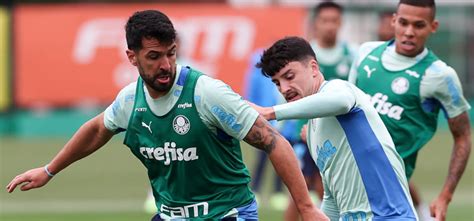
[244,116,279,154]
[446,112,472,193]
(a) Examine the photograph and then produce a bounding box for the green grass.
[0,131,473,220]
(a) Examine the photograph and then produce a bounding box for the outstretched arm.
[244,115,328,221]
[6,113,115,193]
[430,112,471,221]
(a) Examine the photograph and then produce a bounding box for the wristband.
[44,164,55,177]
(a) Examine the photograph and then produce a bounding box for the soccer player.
[6,10,328,221]
[348,1,471,221]
[377,10,395,41]
[307,1,357,81]
[252,36,418,221]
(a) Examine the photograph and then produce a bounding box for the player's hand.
[246,101,275,121]
[430,195,449,221]
[6,167,52,193]
[300,208,329,221]
[300,124,308,143]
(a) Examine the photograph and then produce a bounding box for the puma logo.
[364,65,376,78]
[141,121,152,134]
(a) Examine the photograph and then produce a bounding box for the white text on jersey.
[140,142,198,165]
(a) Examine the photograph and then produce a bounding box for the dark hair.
[311,1,343,19]
[398,0,436,20]
[125,10,177,51]
[256,36,316,77]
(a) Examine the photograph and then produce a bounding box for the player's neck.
[145,84,170,99]
[312,73,325,94]
[317,38,337,48]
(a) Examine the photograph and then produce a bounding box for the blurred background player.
[307,1,357,81]
[349,0,472,220]
[377,10,396,41]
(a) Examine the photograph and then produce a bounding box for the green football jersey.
[124,68,253,219]
[318,43,353,81]
[354,41,440,179]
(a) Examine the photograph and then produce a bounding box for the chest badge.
[173,115,191,135]
[391,77,410,95]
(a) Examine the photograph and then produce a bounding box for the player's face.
[271,59,319,102]
[313,8,342,42]
[127,37,177,97]
[393,4,438,57]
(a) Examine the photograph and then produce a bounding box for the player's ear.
[430,19,439,34]
[310,59,319,78]
[126,49,138,66]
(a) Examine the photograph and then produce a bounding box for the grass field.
[0,131,473,220]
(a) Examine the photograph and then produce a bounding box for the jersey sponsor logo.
[160,201,209,218]
[405,70,420,78]
[177,102,193,109]
[173,115,191,135]
[140,142,198,165]
[211,105,243,132]
[370,93,404,120]
[363,65,376,78]
[391,77,409,95]
[142,121,152,134]
[135,107,147,112]
[316,140,337,170]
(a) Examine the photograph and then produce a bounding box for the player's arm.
[254,81,356,121]
[422,64,472,221]
[6,113,115,193]
[243,116,328,221]
[430,112,471,220]
[197,77,328,221]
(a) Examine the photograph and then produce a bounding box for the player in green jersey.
[348,1,471,220]
[307,1,356,81]
[6,10,328,221]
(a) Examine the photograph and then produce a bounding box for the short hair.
[125,10,177,51]
[256,36,316,77]
[311,1,344,19]
[398,0,436,20]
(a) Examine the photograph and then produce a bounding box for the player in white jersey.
[251,36,418,221]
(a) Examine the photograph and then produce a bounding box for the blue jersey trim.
[336,107,416,219]
[177,67,190,86]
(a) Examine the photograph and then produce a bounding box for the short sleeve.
[421,61,471,118]
[195,76,259,140]
[103,82,136,132]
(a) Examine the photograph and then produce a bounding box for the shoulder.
[425,60,456,78]
[357,41,385,56]
[321,79,353,92]
[196,75,234,95]
[115,81,137,102]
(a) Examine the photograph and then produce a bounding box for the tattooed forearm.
[446,112,472,193]
[244,116,279,154]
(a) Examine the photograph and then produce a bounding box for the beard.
[139,65,176,94]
